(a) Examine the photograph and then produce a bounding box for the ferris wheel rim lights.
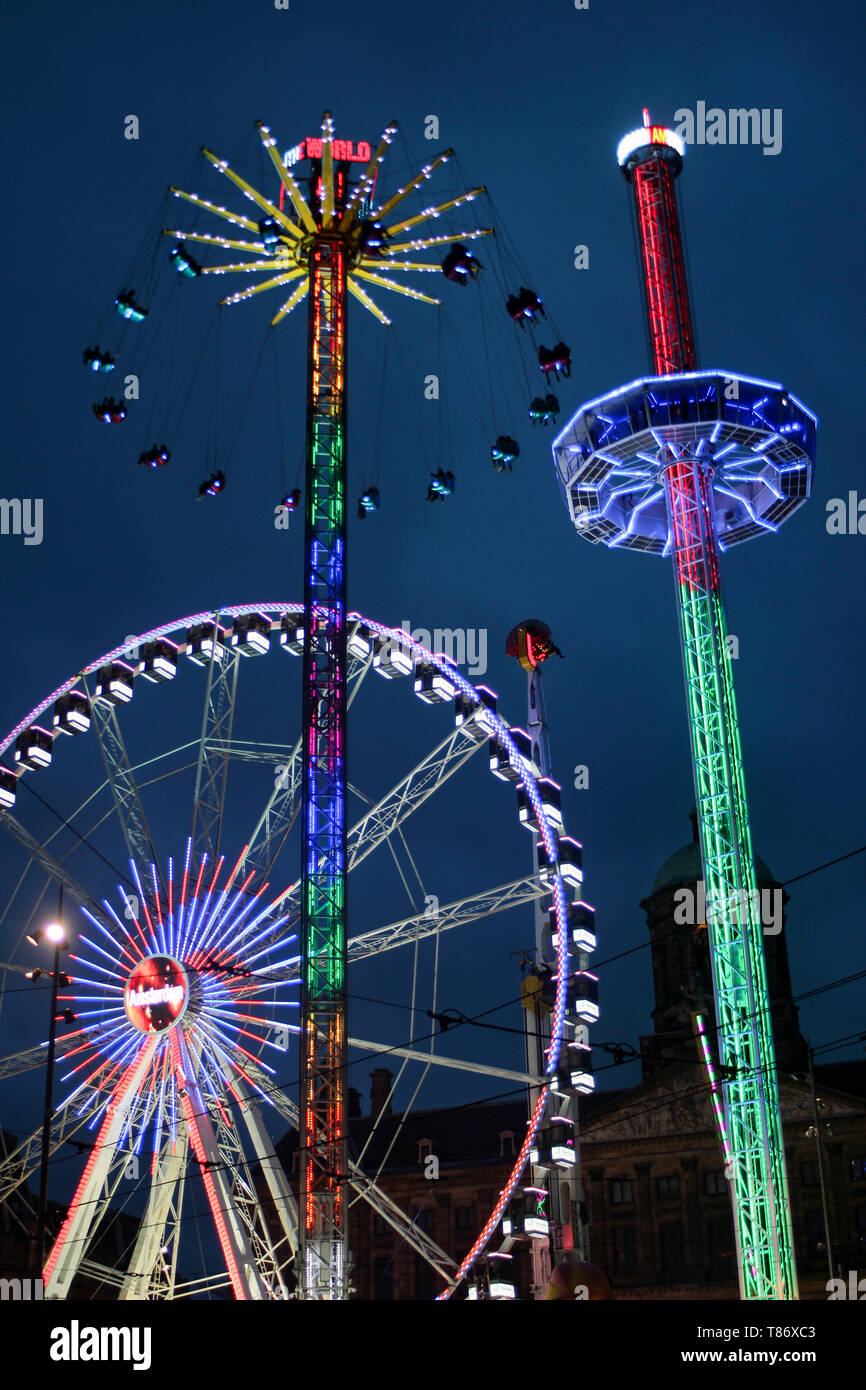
[1,603,592,1298]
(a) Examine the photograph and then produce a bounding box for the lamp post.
[28,886,67,1278]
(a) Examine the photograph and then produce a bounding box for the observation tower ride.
[552,110,817,1300]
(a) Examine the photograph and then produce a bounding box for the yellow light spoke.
[220,270,303,307]
[202,147,302,239]
[271,281,309,327]
[339,121,399,230]
[353,269,440,306]
[203,260,294,276]
[321,112,335,228]
[385,188,486,238]
[255,122,318,235]
[164,229,267,255]
[360,259,440,273]
[372,150,454,221]
[169,187,261,235]
[347,278,391,326]
[385,227,493,255]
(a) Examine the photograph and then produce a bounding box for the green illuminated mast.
[553,110,818,1298]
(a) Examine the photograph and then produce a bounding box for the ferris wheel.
[0,604,589,1300]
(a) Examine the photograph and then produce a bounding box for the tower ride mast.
[622,112,796,1299]
[300,173,350,1302]
[164,112,491,1297]
[554,110,818,1299]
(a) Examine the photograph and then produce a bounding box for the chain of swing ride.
[82,141,574,507]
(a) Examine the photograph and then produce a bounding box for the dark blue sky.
[1,0,864,1162]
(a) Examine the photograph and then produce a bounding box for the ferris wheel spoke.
[0,1029,101,1082]
[44,1038,158,1298]
[348,1036,537,1086]
[191,630,240,862]
[83,680,163,885]
[0,1060,113,1204]
[171,1030,270,1299]
[237,1051,456,1283]
[346,727,480,875]
[119,1125,189,1301]
[0,811,119,935]
[205,1091,293,1297]
[347,874,547,965]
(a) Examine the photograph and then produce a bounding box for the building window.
[657,1175,680,1201]
[372,1212,390,1237]
[659,1222,684,1276]
[801,1160,820,1187]
[610,1179,632,1205]
[849,1157,866,1182]
[612,1227,636,1274]
[499,1130,516,1157]
[704,1169,727,1196]
[417,1138,433,1164]
[455,1204,475,1229]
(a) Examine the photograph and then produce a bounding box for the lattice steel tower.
[166,113,489,1298]
[553,110,817,1299]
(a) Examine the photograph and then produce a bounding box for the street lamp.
[27,886,74,1279]
[792,1042,835,1282]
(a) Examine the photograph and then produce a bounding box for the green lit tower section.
[553,110,818,1299]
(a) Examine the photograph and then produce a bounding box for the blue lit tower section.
[552,110,817,1299]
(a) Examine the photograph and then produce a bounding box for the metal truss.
[0,812,116,932]
[346,874,547,964]
[191,631,240,860]
[84,679,163,881]
[665,454,796,1299]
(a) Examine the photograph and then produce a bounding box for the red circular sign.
[124,955,188,1034]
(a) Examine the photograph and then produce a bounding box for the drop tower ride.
[553,110,818,1299]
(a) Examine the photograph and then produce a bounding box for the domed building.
[638,810,807,1079]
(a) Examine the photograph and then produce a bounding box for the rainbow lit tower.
[165,113,489,1298]
[553,110,817,1299]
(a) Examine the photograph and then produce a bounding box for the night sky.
[1,0,864,1191]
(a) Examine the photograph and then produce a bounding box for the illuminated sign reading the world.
[283,138,372,168]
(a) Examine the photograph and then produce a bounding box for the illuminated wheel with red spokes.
[0,604,589,1300]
